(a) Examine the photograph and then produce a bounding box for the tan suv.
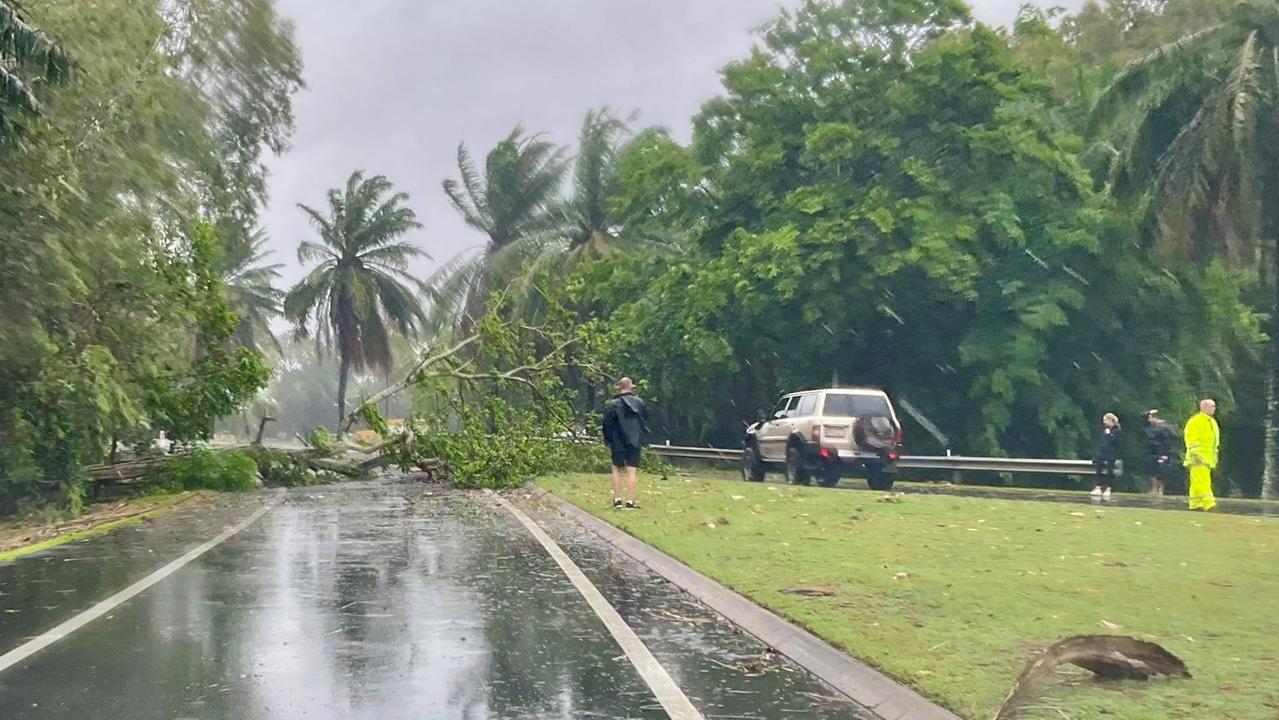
[742,388,902,490]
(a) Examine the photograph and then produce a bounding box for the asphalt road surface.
[0,480,873,720]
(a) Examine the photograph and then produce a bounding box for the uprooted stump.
[995,634,1190,719]
[413,458,448,483]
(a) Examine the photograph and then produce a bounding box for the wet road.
[0,481,871,719]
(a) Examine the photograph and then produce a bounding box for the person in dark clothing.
[1091,412,1122,501]
[1144,409,1180,496]
[602,377,649,509]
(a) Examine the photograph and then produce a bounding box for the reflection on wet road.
[0,481,871,719]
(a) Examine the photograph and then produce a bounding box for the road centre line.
[0,499,277,675]
[492,492,705,720]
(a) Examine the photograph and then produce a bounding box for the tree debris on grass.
[995,635,1191,719]
[781,586,837,597]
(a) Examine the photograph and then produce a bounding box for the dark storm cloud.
[261,0,1083,288]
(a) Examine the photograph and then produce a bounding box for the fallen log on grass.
[995,635,1190,719]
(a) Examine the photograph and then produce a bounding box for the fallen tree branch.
[340,331,589,434]
[340,333,482,432]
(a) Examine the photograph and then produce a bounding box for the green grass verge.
[0,492,200,564]
[538,473,1279,720]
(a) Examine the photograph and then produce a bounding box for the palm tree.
[284,171,428,428]
[1089,0,1279,497]
[223,228,284,353]
[1,1,72,138]
[498,110,684,321]
[427,127,568,330]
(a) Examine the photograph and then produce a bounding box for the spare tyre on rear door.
[854,415,898,491]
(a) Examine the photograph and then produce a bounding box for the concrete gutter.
[533,488,964,720]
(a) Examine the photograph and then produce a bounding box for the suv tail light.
[811,425,821,443]
[894,427,903,446]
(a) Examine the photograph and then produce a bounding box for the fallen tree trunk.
[86,458,172,484]
[87,446,373,485]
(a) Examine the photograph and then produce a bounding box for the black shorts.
[1150,457,1174,477]
[1093,459,1118,486]
[610,445,641,468]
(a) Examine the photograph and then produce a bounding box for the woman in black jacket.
[1091,412,1122,501]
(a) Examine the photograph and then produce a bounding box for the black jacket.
[602,393,649,450]
[1145,422,1178,459]
[1093,425,1122,462]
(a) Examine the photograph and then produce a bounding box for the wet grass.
[0,492,203,564]
[539,472,1279,720]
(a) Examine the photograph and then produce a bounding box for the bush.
[308,426,334,454]
[382,400,669,489]
[162,449,258,492]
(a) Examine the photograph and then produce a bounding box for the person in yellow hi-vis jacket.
[1183,398,1220,511]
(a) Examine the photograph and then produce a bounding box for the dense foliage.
[0,0,301,513]
[432,0,1273,495]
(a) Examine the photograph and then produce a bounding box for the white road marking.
[493,493,705,720]
[0,500,277,674]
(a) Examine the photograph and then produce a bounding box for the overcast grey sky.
[261,0,1084,288]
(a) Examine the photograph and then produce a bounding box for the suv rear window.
[822,393,890,418]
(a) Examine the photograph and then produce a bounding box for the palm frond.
[0,3,72,81]
[569,108,630,236]
[1227,31,1260,160]
[1148,29,1265,263]
[297,203,337,248]
[443,142,493,235]
[0,65,40,114]
[369,269,427,336]
[283,263,336,325]
[421,250,485,334]
[1088,23,1238,136]
[359,240,426,270]
[487,232,569,282]
[297,239,336,265]
[349,196,423,254]
[482,128,570,244]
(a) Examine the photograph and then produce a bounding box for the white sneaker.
[1102,488,1112,501]
[1090,486,1103,497]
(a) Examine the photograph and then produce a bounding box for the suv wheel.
[742,445,765,482]
[818,466,840,488]
[785,446,811,485]
[866,465,894,491]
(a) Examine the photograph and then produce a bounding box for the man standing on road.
[1183,398,1220,511]
[1144,410,1179,496]
[602,377,649,510]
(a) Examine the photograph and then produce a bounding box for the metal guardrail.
[650,445,745,462]
[649,445,1117,477]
